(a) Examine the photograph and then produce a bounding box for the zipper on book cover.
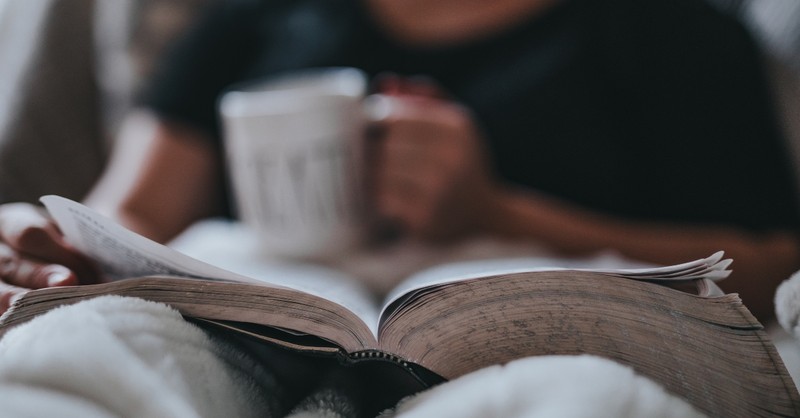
[348,350,446,388]
[349,350,420,376]
[349,350,409,367]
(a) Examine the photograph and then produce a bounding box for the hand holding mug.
[368,77,498,241]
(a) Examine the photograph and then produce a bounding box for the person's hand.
[0,203,99,313]
[367,76,499,241]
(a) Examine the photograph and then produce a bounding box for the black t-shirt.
[142,0,800,231]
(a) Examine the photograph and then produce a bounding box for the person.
[0,0,798,325]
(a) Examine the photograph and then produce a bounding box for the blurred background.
[0,0,798,205]
[0,0,210,204]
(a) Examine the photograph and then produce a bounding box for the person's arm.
[480,187,800,321]
[85,111,225,243]
[0,0,253,312]
[0,113,221,313]
[371,90,800,321]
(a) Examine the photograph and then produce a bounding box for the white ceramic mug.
[220,68,370,259]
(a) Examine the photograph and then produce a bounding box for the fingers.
[377,177,437,235]
[0,203,76,264]
[366,93,469,128]
[376,134,450,230]
[373,73,449,100]
[0,203,100,283]
[0,242,79,314]
[366,94,490,239]
[0,243,78,289]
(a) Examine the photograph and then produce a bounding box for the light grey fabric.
[0,0,212,205]
[0,0,106,204]
[0,296,284,418]
[94,0,213,140]
[0,1,50,140]
[745,0,800,75]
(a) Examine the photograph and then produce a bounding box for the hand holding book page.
[40,195,381,333]
[40,194,731,339]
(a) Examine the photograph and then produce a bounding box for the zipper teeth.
[350,350,411,369]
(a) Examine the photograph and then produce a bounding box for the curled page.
[380,251,732,325]
[42,195,278,284]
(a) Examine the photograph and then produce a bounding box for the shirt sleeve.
[137,0,263,146]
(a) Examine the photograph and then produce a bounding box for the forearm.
[481,186,800,320]
[85,113,224,244]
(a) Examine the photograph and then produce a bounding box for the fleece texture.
[776,270,800,338]
[0,296,281,418]
[380,355,705,418]
[0,296,706,418]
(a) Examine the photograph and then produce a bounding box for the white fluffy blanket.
[0,296,706,418]
[776,270,800,339]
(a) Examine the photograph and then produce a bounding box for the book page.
[379,251,731,324]
[169,220,380,335]
[41,196,380,335]
[41,196,267,284]
[215,262,380,336]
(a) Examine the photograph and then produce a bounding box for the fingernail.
[47,267,73,287]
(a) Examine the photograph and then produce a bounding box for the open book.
[1,196,799,417]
